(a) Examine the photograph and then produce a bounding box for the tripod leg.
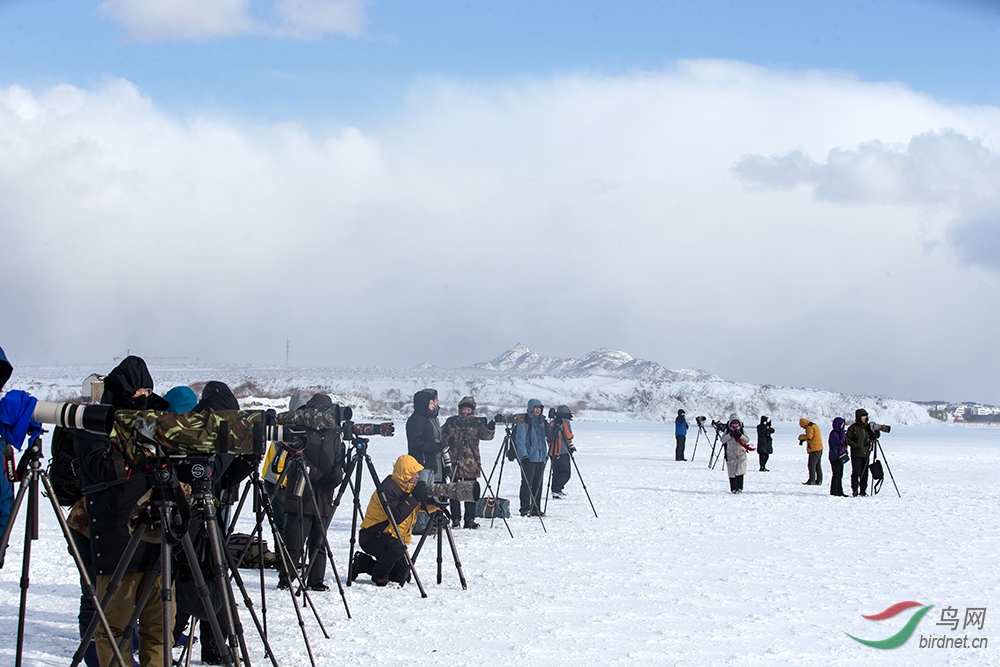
[472,453,513,538]
[226,478,253,537]
[878,442,902,498]
[436,521,444,585]
[441,523,468,590]
[410,525,430,563]
[362,453,427,598]
[202,501,246,667]
[512,455,547,531]
[294,465,351,619]
[568,452,598,518]
[14,473,37,667]
[543,460,553,515]
[178,531,234,667]
[219,530,281,667]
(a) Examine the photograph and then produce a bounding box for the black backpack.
[46,426,82,507]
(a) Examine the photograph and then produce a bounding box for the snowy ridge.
[9,345,933,425]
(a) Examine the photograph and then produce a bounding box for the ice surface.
[1,421,996,666]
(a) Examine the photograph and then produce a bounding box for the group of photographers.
[677,408,885,497]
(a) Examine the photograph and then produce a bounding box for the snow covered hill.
[7,344,935,425]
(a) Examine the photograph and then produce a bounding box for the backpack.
[46,426,82,507]
[227,532,277,569]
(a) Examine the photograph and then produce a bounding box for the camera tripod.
[542,446,598,518]
[328,432,428,597]
[447,426,513,538]
[410,502,467,589]
[226,461,332,667]
[71,455,279,667]
[0,434,129,667]
[690,420,711,462]
[868,438,901,498]
[483,424,546,531]
[708,427,727,471]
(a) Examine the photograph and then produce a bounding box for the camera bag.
[475,496,510,519]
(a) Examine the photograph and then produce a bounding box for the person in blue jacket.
[0,345,14,567]
[674,409,689,461]
[515,398,548,516]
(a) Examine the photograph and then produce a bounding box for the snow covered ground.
[1,420,996,666]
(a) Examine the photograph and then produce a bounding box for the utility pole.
[286,336,289,366]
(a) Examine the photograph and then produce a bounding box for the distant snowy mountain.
[8,343,937,425]
[470,342,716,381]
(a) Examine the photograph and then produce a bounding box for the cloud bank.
[3,61,1000,402]
[98,0,369,41]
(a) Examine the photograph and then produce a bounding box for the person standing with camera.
[277,393,344,592]
[756,416,774,471]
[797,418,824,485]
[515,399,548,515]
[674,409,689,461]
[547,405,575,499]
[846,409,873,496]
[722,414,754,493]
[75,355,172,667]
[441,396,494,529]
[406,388,443,535]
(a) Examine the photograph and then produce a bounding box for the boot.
[463,518,480,529]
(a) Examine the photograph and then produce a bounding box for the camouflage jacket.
[442,416,495,479]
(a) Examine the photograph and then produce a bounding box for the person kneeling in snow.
[351,455,440,586]
[722,415,754,493]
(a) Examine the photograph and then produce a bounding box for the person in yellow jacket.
[351,455,439,586]
[798,418,824,485]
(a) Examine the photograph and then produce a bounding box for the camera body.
[695,415,707,425]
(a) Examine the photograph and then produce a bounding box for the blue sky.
[3,0,1000,403]
[3,1,1000,123]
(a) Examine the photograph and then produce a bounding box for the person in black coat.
[277,393,344,591]
[75,355,172,667]
[406,388,442,534]
[756,416,774,471]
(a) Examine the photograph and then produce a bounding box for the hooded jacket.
[846,409,873,459]
[191,381,253,498]
[406,389,442,467]
[282,393,344,517]
[76,356,161,574]
[756,416,774,455]
[442,396,495,479]
[359,455,435,546]
[675,413,689,437]
[828,417,848,462]
[798,418,824,453]
[514,399,548,463]
[722,414,752,477]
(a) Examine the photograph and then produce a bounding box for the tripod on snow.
[0,434,129,667]
[71,455,283,667]
[867,436,901,498]
[328,428,428,597]
[690,418,711,463]
[446,425,512,538]
[483,423,546,532]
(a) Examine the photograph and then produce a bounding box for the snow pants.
[851,454,869,496]
[281,512,329,588]
[830,459,845,496]
[550,453,572,494]
[675,435,687,461]
[361,533,410,584]
[519,460,546,513]
[807,451,823,484]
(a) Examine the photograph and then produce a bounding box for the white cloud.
[3,62,1000,401]
[98,0,368,41]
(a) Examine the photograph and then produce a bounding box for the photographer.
[406,388,443,535]
[75,355,172,667]
[846,409,873,497]
[756,416,774,472]
[674,409,689,461]
[828,417,849,497]
[277,393,344,592]
[1,345,14,565]
[722,414,754,493]
[352,454,440,586]
[515,399,548,516]
[797,418,824,485]
[547,405,575,499]
[442,396,495,529]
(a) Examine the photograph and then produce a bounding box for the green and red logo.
[846,601,935,649]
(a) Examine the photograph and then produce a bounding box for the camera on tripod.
[454,416,489,430]
[710,419,727,433]
[425,480,481,503]
[696,415,707,425]
[275,403,395,443]
[494,413,526,425]
[868,422,891,438]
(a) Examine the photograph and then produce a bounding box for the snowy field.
[1,420,997,666]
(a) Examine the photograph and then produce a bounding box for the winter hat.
[677,409,685,417]
[194,381,239,412]
[0,345,11,390]
[304,393,333,409]
[459,396,477,410]
[556,405,573,420]
[760,415,770,425]
[163,386,198,413]
[855,408,869,421]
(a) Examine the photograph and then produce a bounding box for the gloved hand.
[487,420,496,431]
[411,480,428,501]
[318,471,339,490]
[567,443,576,454]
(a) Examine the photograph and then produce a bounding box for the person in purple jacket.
[828,417,849,497]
